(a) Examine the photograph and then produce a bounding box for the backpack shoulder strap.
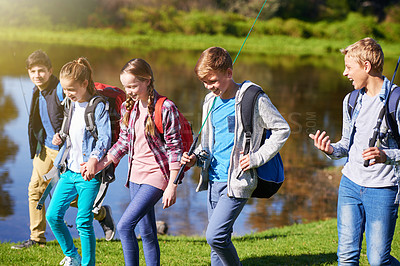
[59,97,73,140]
[347,89,360,118]
[57,98,73,168]
[84,95,107,141]
[387,86,400,115]
[241,85,264,155]
[155,96,167,134]
[386,86,400,147]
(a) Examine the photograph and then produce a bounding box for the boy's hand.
[239,152,250,171]
[52,133,62,146]
[309,130,334,155]
[362,147,387,165]
[180,152,197,168]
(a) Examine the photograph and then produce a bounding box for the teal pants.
[46,169,100,266]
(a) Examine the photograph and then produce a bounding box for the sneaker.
[11,239,45,249]
[98,205,115,241]
[59,253,81,266]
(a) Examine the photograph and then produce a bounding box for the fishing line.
[232,0,268,65]
[18,76,30,116]
[174,0,269,184]
[11,49,30,116]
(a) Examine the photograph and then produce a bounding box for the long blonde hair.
[121,58,156,136]
[59,57,97,96]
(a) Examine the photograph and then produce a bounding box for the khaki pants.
[28,146,58,243]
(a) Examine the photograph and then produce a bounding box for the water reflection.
[1,41,400,242]
[0,80,18,219]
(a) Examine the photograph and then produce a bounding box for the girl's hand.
[362,147,387,165]
[180,152,197,168]
[163,169,179,209]
[162,183,177,209]
[52,133,63,146]
[80,162,88,178]
[309,130,334,155]
[239,152,250,171]
[83,157,98,181]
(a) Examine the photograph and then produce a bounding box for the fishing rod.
[18,77,30,116]
[9,48,30,116]
[173,0,269,184]
[13,49,30,116]
[364,55,400,167]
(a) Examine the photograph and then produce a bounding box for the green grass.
[1,218,399,265]
[2,27,400,58]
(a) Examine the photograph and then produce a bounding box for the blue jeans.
[117,182,164,266]
[206,181,247,266]
[46,170,100,266]
[337,176,400,266]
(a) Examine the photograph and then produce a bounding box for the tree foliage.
[0,0,399,28]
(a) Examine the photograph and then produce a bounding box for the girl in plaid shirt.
[82,58,183,266]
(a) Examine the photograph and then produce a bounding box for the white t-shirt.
[342,93,395,187]
[67,101,88,173]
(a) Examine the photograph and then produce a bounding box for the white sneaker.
[59,253,82,266]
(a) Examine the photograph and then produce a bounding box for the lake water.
[1,41,399,243]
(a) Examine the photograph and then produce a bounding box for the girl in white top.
[46,57,111,266]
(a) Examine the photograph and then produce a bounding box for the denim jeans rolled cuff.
[337,175,399,266]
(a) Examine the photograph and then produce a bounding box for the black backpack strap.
[347,89,360,118]
[59,98,73,142]
[386,86,400,147]
[84,96,107,141]
[241,85,264,155]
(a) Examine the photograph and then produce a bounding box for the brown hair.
[194,47,233,80]
[121,58,156,136]
[26,50,52,70]
[340,37,384,74]
[59,57,97,96]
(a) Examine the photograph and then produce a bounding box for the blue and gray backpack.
[347,87,400,147]
[241,85,285,198]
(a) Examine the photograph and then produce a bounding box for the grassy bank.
[2,27,400,58]
[1,218,399,265]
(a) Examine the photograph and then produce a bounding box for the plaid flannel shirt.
[108,92,182,187]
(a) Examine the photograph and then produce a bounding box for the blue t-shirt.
[208,96,235,182]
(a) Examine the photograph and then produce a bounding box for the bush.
[309,12,384,41]
[257,17,285,36]
[120,7,249,36]
[282,19,312,38]
[180,10,224,35]
[224,13,248,37]
[0,2,52,28]
[378,23,400,42]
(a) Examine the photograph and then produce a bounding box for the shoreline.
[2,27,400,58]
